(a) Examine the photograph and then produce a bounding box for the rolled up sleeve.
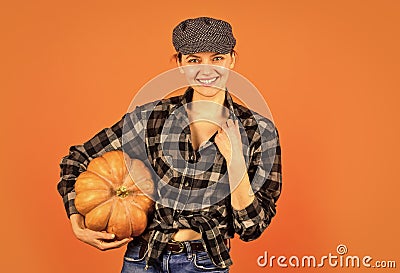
[233,127,282,241]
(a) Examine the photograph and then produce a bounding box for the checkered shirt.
[57,87,282,269]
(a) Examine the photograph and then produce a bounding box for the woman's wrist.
[227,153,255,210]
[227,153,246,173]
[70,213,85,237]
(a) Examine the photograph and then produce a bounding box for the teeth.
[198,78,217,84]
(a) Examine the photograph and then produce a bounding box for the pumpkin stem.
[116,186,129,198]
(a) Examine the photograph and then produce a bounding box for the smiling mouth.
[196,77,218,85]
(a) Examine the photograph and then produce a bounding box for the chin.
[193,86,224,98]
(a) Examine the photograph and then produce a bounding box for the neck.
[191,88,226,105]
[188,89,228,122]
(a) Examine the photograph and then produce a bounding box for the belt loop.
[183,241,193,260]
[163,251,171,273]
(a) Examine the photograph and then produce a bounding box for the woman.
[58,17,282,273]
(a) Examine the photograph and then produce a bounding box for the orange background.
[1,0,399,272]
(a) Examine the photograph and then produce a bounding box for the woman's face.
[178,52,235,98]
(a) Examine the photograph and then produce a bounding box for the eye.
[187,58,200,63]
[213,56,224,61]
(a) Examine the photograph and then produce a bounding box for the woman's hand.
[70,214,132,251]
[215,118,243,165]
[215,118,255,209]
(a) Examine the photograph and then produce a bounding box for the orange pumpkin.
[75,151,154,239]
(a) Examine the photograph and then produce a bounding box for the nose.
[198,64,213,76]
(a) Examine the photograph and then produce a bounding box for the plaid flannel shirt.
[58,87,282,269]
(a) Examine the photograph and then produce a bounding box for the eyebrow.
[185,54,200,59]
[185,53,223,59]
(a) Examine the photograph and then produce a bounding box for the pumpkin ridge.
[122,171,134,188]
[129,177,152,187]
[108,197,117,230]
[132,192,147,196]
[77,171,111,189]
[122,200,133,237]
[82,189,111,193]
[126,179,153,193]
[131,193,153,205]
[131,192,151,200]
[102,151,126,187]
[129,200,144,211]
[85,198,114,230]
[89,169,119,191]
[98,199,114,223]
[85,170,110,182]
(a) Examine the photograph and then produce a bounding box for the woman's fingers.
[226,118,235,127]
[220,119,240,141]
[74,227,132,251]
[90,230,132,250]
[70,214,132,251]
[96,237,132,251]
[222,119,239,132]
[93,230,116,240]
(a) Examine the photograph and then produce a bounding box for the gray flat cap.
[172,17,236,55]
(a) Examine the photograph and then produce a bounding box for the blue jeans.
[121,240,230,273]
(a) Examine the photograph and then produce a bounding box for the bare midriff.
[172,229,202,241]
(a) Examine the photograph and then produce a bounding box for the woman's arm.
[215,119,255,210]
[57,107,147,249]
[215,118,282,241]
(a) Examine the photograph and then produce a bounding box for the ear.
[177,60,184,74]
[176,55,185,74]
[229,52,236,69]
